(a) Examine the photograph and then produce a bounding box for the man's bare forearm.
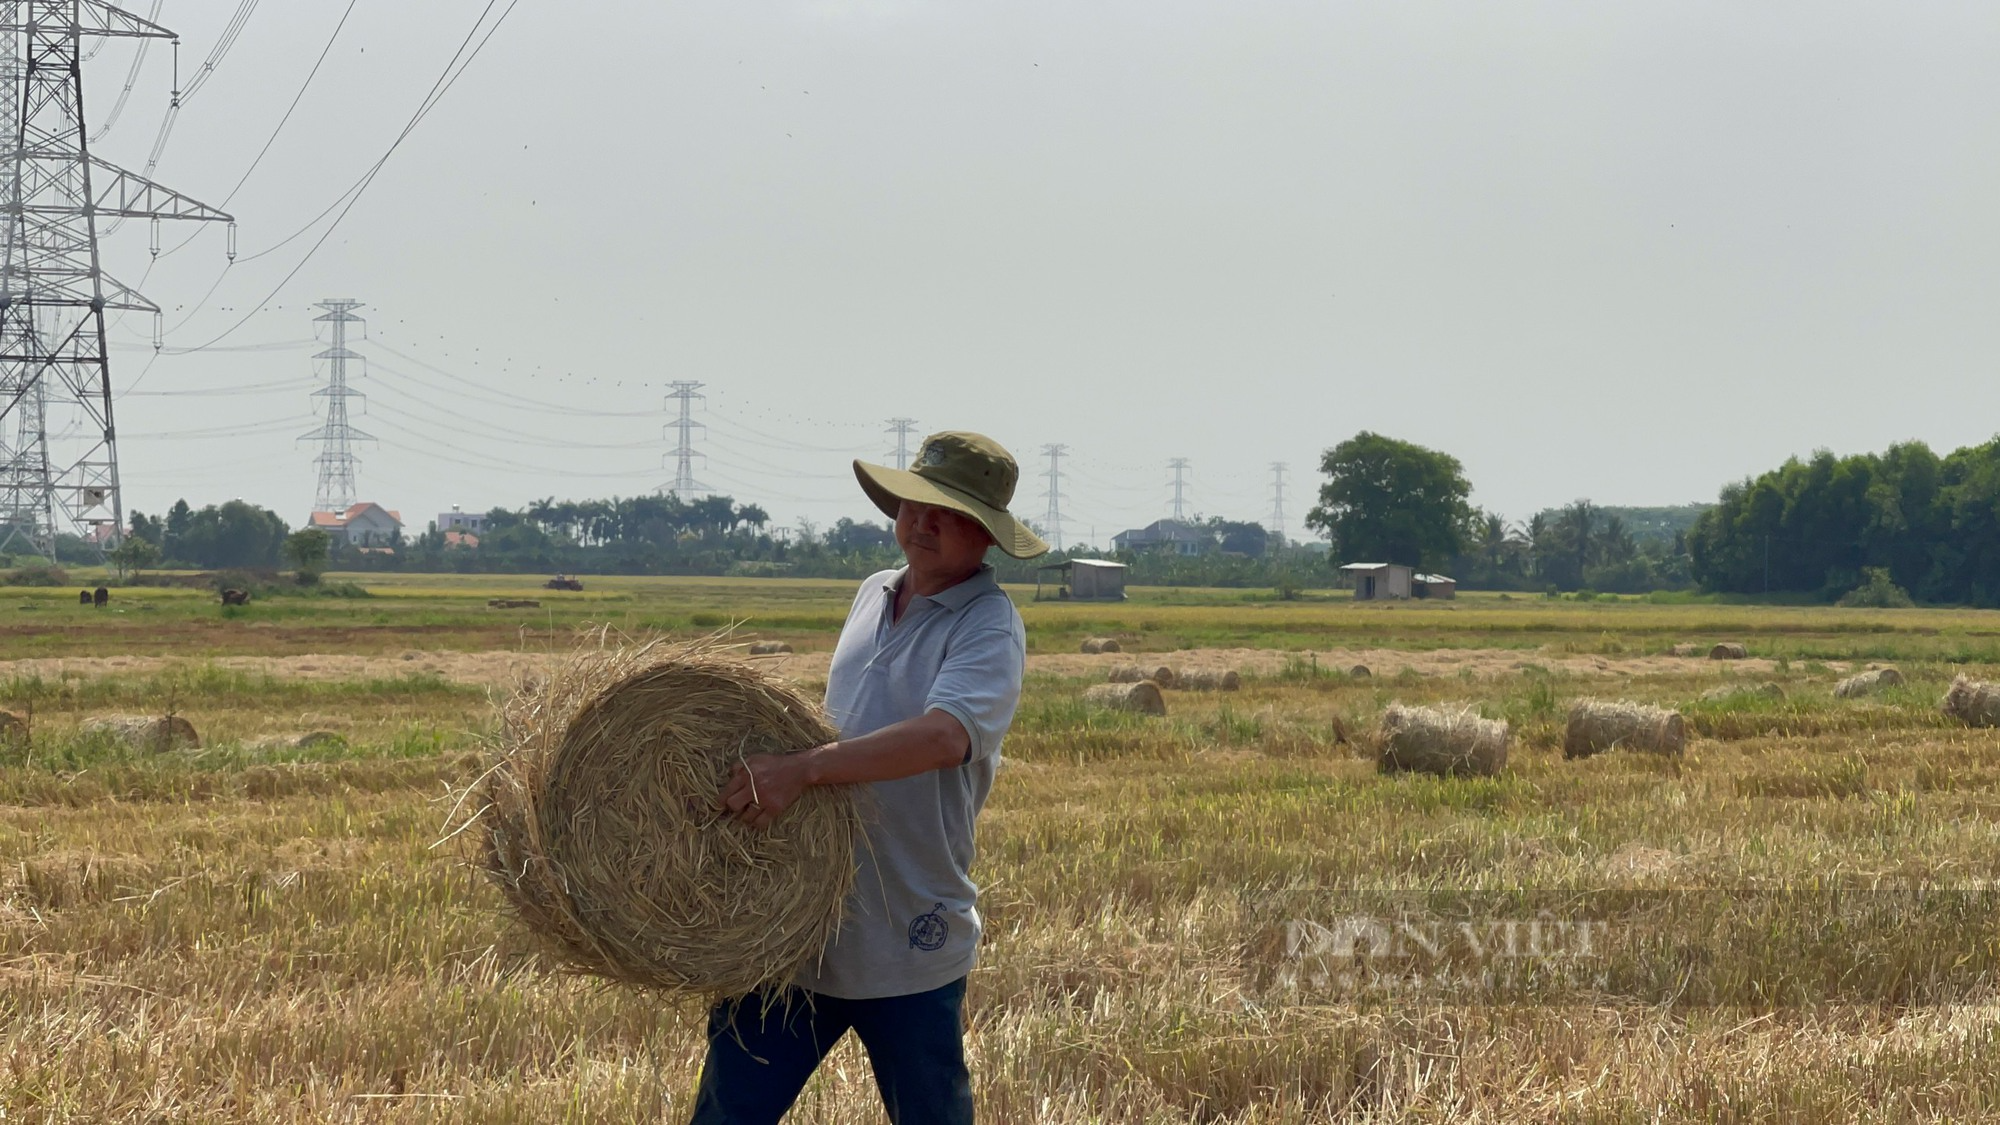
[799,709,970,786]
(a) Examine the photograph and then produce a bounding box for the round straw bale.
[1708,643,1748,660]
[1834,667,1904,699]
[1348,665,1372,678]
[747,641,794,655]
[1175,669,1242,692]
[475,638,859,998]
[1563,701,1685,759]
[81,715,199,752]
[1082,681,1167,715]
[1079,637,1122,654]
[1376,704,1508,777]
[1668,644,1702,658]
[1942,675,2000,728]
[1107,664,1174,685]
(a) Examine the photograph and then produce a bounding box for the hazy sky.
[64,1,2000,547]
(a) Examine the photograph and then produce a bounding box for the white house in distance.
[308,502,404,547]
[437,505,485,535]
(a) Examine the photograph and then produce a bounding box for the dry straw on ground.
[1174,669,1241,692]
[1564,701,1686,759]
[1376,704,1508,777]
[81,715,199,752]
[1082,681,1167,715]
[1709,643,1749,660]
[1942,675,2000,728]
[1701,681,1786,703]
[1669,643,1703,658]
[473,635,860,999]
[1835,668,1904,699]
[1079,637,1122,654]
[1107,665,1175,686]
[747,641,794,655]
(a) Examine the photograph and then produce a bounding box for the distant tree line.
[1686,439,2000,605]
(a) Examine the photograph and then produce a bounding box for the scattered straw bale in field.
[1079,637,1122,654]
[1701,681,1786,703]
[1082,681,1167,715]
[1376,704,1508,777]
[474,636,859,998]
[1708,643,1749,660]
[1834,667,1904,699]
[81,715,200,753]
[487,599,541,609]
[1349,665,1372,678]
[0,709,23,743]
[1563,701,1685,759]
[747,641,794,655]
[1942,675,2000,728]
[1108,665,1175,686]
[1175,669,1242,692]
[1669,644,1702,658]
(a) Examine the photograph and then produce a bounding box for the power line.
[158,0,526,354]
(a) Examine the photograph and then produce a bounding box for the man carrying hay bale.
[698,431,1047,1125]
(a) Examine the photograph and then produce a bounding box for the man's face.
[896,500,992,575]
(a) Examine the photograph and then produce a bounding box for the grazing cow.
[92,586,108,608]
[220,588,250,606]
[78,589,92,605]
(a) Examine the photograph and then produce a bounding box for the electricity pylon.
[298,300,372,512]
[662,380,705,497]
[0,1,234,559]
[1167,458,1191,521]
[885,417,918,470]
[1039,442,1066,552]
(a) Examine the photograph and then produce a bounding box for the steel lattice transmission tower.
[1166,458,1191,521]
[0,1,233,559]
[1267,461,1288,547]
[1039,442,1066,552]
[885,416,918,470]
[298,300,373,512]
[662,380,705,498]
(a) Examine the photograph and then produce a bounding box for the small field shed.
[1414,573,1457,599]
[1340,562,1413,601]
[1035,558,1128,602]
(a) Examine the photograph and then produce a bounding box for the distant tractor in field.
[92,586,108,608]
[77,589,91,605]
[220,588,250,606]
[543,574,584,592]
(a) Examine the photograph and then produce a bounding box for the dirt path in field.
[0,643,1794,690]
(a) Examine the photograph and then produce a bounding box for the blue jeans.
[688,977,972,1125]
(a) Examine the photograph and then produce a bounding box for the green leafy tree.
[284,529,333,583]
[1305,432,1473,571]
[107,535,158,579]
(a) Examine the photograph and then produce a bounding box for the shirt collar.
[883,564,998,612]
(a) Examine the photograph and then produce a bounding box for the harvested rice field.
[4,574,2000,1121]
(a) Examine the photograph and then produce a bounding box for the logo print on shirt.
[908,903,949,951]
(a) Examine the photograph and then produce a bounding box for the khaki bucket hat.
[854,431,1049,559]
